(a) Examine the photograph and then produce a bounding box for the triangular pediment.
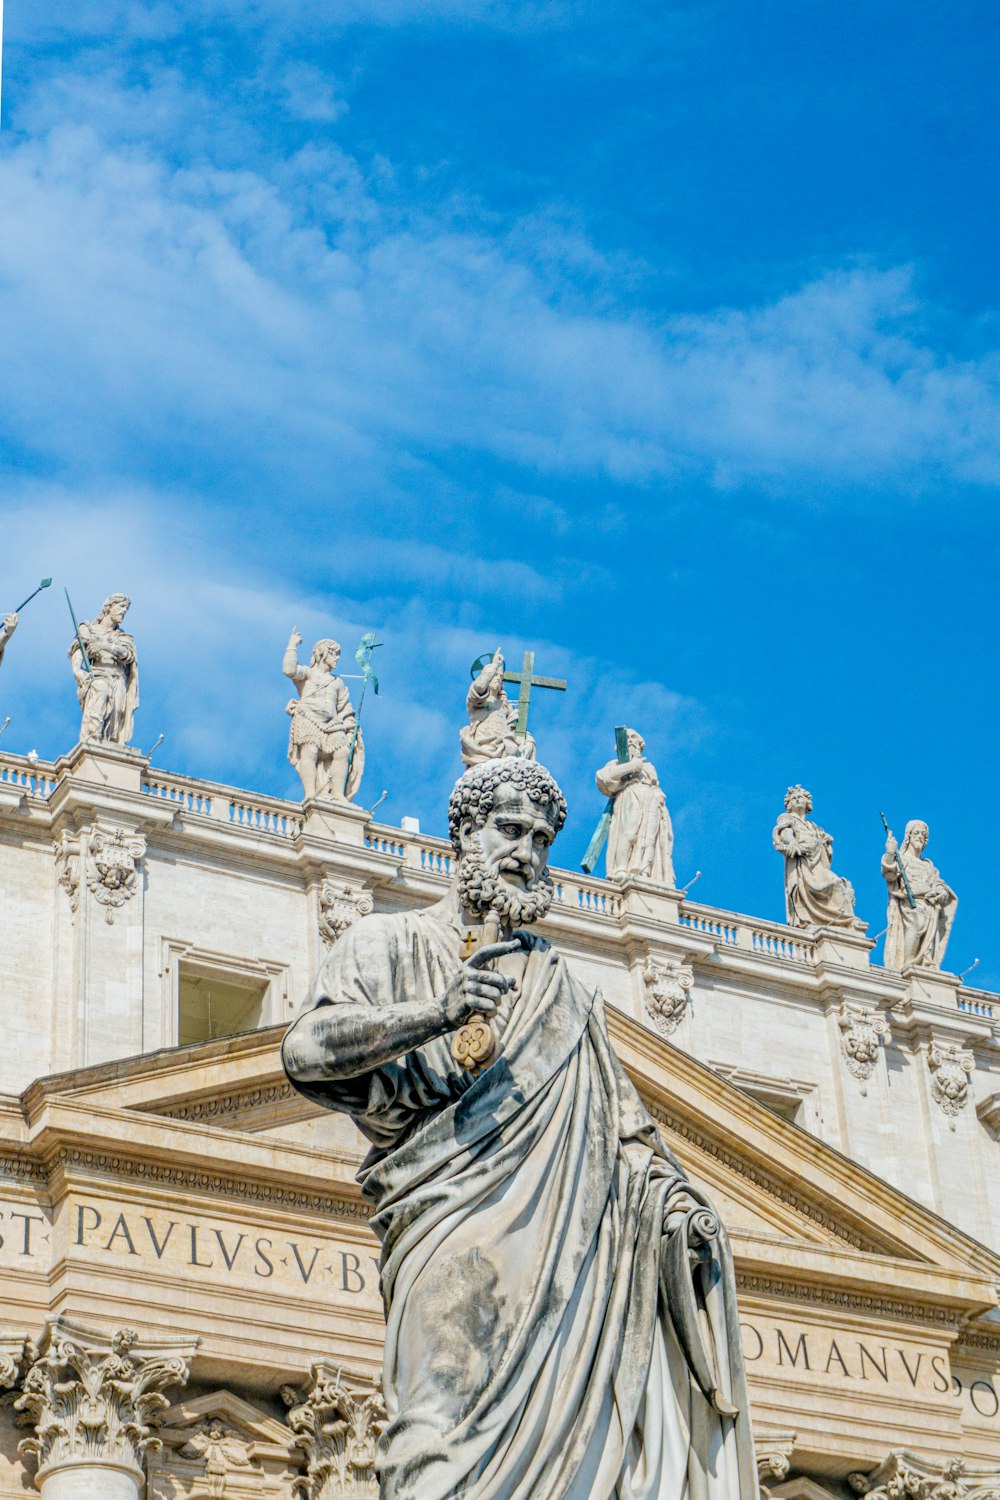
[158,1389,291,1449]
[16,1011,1000,1319]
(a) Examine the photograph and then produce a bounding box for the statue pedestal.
[300,796,371,847]
[812,923,874,972]
[903,964,962,1012]
[53,741,148,794]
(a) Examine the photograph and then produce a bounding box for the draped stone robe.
[283,905,757,1500]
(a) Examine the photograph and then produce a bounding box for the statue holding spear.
[283,628,381,803]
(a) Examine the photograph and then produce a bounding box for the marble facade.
[0,739,997,1497]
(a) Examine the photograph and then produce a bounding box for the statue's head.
[448,757,567,927]
[903,819,929,854]
[784,784,812,815]
[625,728,645,758]
[99,593,131,626]
[311,638,341,669]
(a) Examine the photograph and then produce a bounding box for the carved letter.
[213,1229,246,1271]
[340,1251,365,1294]
[857,1343,889,1382]
[896,1349,923,1387]
[188,1225,214,1268]
[11,1212,43,1255]
[776,1329,810,1370]
[143,1218,177,1259]
[104,1213,139,1255]
[75,1204,102,1244]
[254,1238,274,1277]
[289,1243,321,1284]
[824,1339,851,1377]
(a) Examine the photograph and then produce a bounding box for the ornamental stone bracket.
[0,1331,32,1390]
[849,1451,1000,1499]
[976,1091,1000,1139]
[838,1001,892,1096]
[53,831,81,913]
[757,1429,796,1486]
[86,825,146,923]
[640,954,694,1037]
[928,1043,976,1129]
[281,1361,386,1499]
[14,1315,199,1500]
[318,881,375,949]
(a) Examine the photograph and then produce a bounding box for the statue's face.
[109,599,128,625]
[786,790,810,816]
[476,786,557,891]
[456,784,558,926]
[910,825,928,853]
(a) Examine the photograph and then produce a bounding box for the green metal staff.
[581,725,630,874]
[345,632,382,785]
[880,810,916,909]
[64,589,92,673]
[13,578,52,612]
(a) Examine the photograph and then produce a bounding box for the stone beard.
[282,757,757,1500]
[455,831,554,928]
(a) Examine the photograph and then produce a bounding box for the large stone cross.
[502,651,567,745]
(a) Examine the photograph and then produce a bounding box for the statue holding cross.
[459,647,566,767]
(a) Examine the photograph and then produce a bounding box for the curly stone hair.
[448,757,568,853]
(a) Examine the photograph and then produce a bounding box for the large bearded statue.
[282,757,757,1500]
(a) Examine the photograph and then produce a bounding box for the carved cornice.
[15,1317,197,1479]
[736,1274,960,1327]
[156,1082,297,1124]
[646,1102,891,1254]
[47,1148,370,1220]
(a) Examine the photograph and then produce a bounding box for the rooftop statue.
[460,649,536,766]
[882,819,957,971]
[594,727,675,884]
[283,756,757,1500]
[0,613,17,669]
[283,629,364,803]
[772,785,857,929]
[68,593,139,746]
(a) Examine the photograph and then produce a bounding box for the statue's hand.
[287,626,302,649]
[441,940,520,1027]
[2,612,17,636]
[884,834,898,857]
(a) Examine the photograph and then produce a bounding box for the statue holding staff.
[594,727,675,884]
[881,819,957,971]
[283,756,757,1500]
[283,629,363,802]
[772,785,857,928]
[69,593,139,746]
[460,649,536,766]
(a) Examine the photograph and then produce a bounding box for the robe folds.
[284,906,758,1500]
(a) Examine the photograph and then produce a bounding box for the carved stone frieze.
[839,1002,891,1095]
[928,1043,975,1125]
[178,1418,258,1497]
[850,1453,1000,1499]
[15,1317,197,1482]
[641,955,694,1037]
[86,825,146,923]
[318,881,374,948]
[53,830,82,912]
[282,1362,386,1498]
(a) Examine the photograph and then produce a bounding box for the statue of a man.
[69,594,139,746]
[772,785,857,928]
[595,728,675,884]
[882,819,957,971]
[282,757,757,1500]
[0,612,18,668]
[460,649,536,767]
[283,630,363,803]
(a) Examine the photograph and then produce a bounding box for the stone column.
[15,1316,198,1500]
[282,1361,386,1499]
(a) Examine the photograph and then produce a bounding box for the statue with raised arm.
[282,756,757,1500]
[283,630,364,803]
[69,594,139,746]
[882,819,957,971]
[772,785,857,928]
[0,613,18,669]
[460,649,536,767]
[595,727,675,884]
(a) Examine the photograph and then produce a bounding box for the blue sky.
[1,1,999,983]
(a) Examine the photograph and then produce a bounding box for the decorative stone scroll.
[15,1316,197,1496]
[318,881,375,949]
[756,1430,796,1483]
[641,955,694,1037]
[838,1002,891,1096]
[281,1361,386,1498]
[86,826,146,923]
[928,1043,975,1127]
[0,1332,30,1390]
[850,1453,1000,1499]
[53,832,81,912]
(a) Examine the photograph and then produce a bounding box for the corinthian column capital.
[15,1316,199,1498]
